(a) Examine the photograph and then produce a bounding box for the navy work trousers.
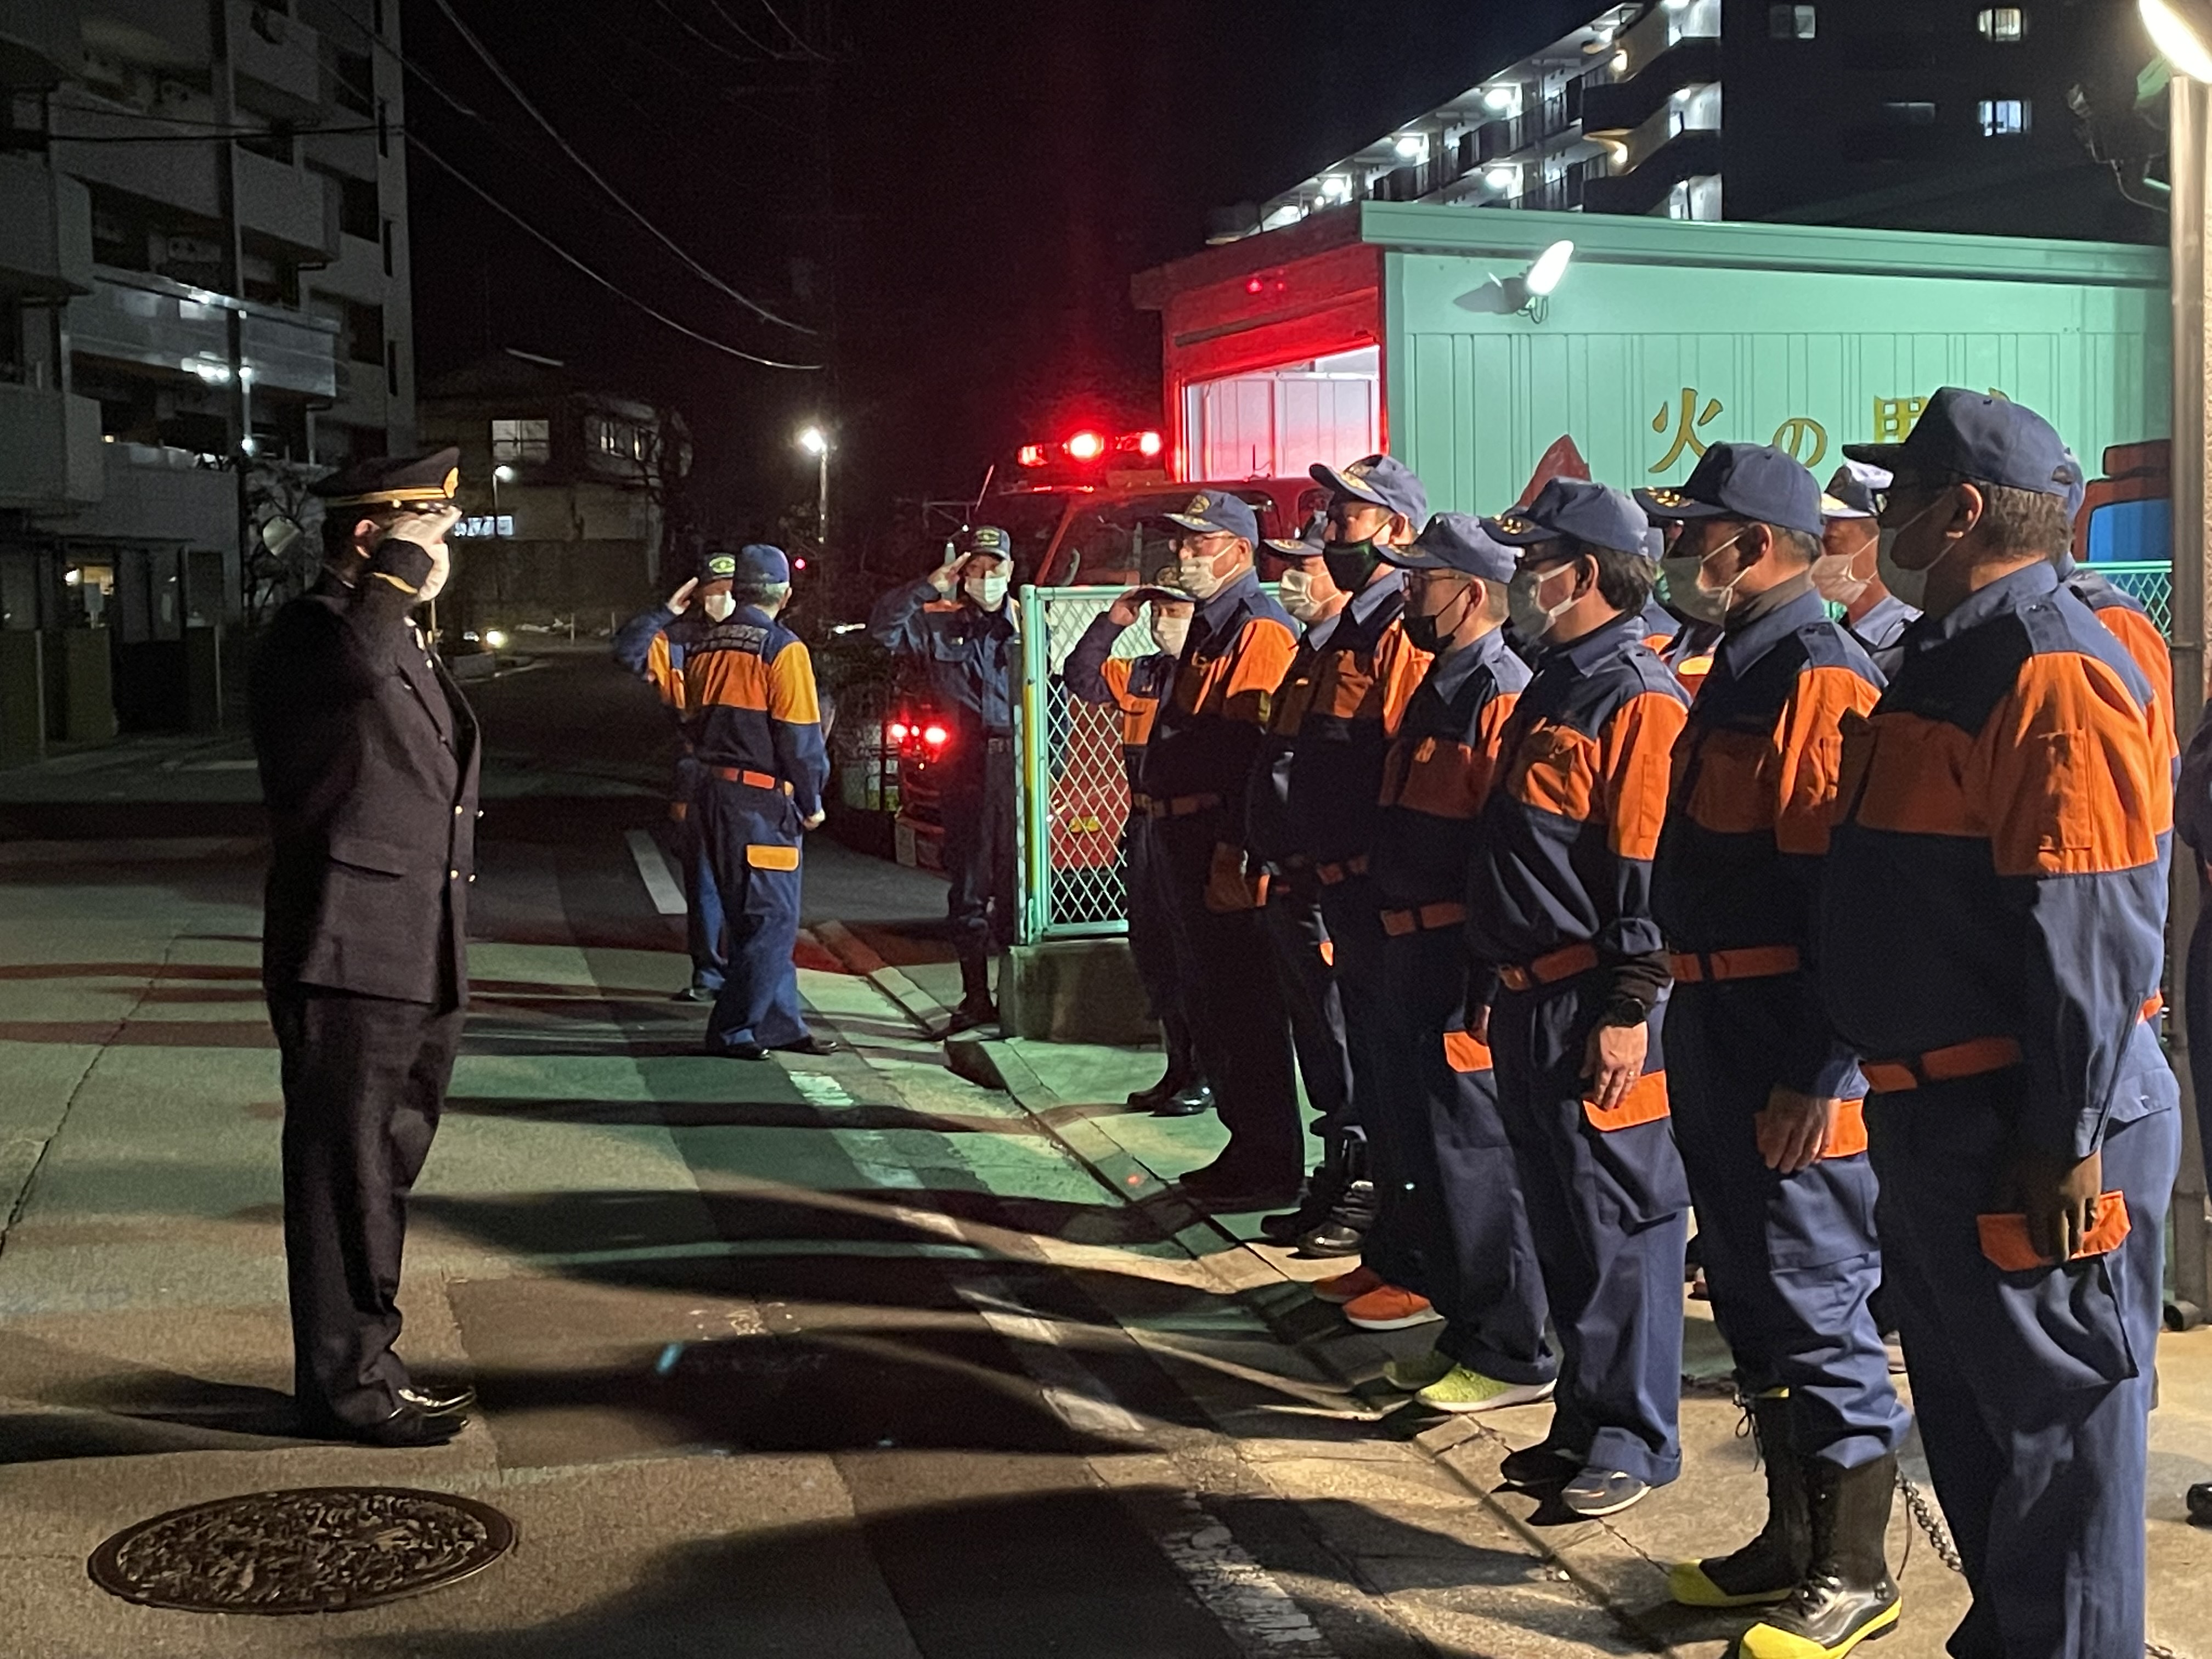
[1260,870,1352,1142]
[1867,1056,2179,1659]
[939,737,1016,970]
[1126,815,1199,1085]
[1373,924,1554,1385]
[1155,810,1301,1187]
[1491,974,1688,1486]
[1664,978,1908,1470]
[269,984,463,1429]
[672,754,726,992]
[699,776,808,1052]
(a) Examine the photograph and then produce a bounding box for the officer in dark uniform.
[870,526,1019,1029]
[1064,569,1211,1115]
[613,565,726,1001]
[682,546,834,1060]
[250,449,480,1447]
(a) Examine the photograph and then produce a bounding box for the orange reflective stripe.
[711,766,789,792]
[1584,1068,1669,1131]
[1319,938,1335,967]
[1859,1036,2024,1094]
[1443,1029,1493,1073]
[2092,605,2176,764]
[668,800,689,822]
[647,633,685,710]
[1976,1192,2130,1271]
[1667,946,1802,984]
[1980,652,2167,877]
[1316,855,1370,885]
[766,639,821,724]
[1382,901,1466,938]
[1821,1098,1868,1160]
[745,843,801,872]
[1220,616,1300,726]
[2144,992,2165,1023]
[1496,941,1599,992]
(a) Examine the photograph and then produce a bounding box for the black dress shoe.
[1151,1082,1214,1118]
[1127,1072,1184,1108]
[1178,1163,1302,1212]
[670,985,718,1004]
[307,1401,469,1448]
[2190,1481,2212,1525]
[399,1383,476,1415]
[774,1034,840,1056]
[720,1041,771,1061]
[942,993,998,1035]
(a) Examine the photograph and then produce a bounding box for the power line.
[698,0,781,57]
[426,0,815,337]
[407,133,823,372]
[646,0,762,67]
[748,0,831,61]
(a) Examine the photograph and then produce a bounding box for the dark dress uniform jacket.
[252,545,481,1007]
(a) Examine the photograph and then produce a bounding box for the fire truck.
[887,425,1320,871]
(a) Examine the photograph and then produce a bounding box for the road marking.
[1153,1493,1339,1657]
[955,1276,1148,1439]
[624,828,687,916]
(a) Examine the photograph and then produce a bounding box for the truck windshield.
[1042,489,1277,587]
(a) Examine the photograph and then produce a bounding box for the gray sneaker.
[1561,1467,1652,1517]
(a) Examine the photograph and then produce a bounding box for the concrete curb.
[808,919,954,1039]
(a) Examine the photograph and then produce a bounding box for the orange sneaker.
[1310,1265,1383,1305]
[1343,1285,1441,1331]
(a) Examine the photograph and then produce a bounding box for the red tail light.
[923,724,949,747]
[888,720,910,742]
[1135,430,1163,458]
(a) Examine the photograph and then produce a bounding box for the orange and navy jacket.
[1138,568,1299,807]
[1250,577,1430,866]
[1637,596,1678,657]
[868,580,1018,733]
[2063,562,2177,768]
[1651,586,1882,1097]
[678,603,830,816]
[1372,624,1530,912]
[1467,614,1691,1007]
[1820,562,2171,1160]
[612,603,698,713]
[1662,619,1722,699]
[1064,612,1175,788]
[1843,593,1917,680]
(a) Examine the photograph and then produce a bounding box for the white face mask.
[1874,499,1948,611]
[1690,531,1751,619]
[1506,561,1578,642]
[1660,553,1727,626]
[702,591,737,623]
[965,572,1009,610]
[1276,565,1325,624]
[1150,614,1189,657]
[1176,548,1228,601]
[1811,549,1872,609]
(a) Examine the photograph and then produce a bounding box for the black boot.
[1669,1393,1809,1607]
[945,955,997,1033]
[1260,1159,1342,1245]
[1738,1452,1901,1658]
[1299,1131,1375,1257]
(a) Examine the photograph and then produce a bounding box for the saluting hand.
[1106,588,1147,628]
[1581,1019,1647,1114]
[929,555,966,597]
[1756,1087,1841,1175]
[385,505,462,601]
[667,577,698,615]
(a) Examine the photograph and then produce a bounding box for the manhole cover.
[88,1486,515,1615]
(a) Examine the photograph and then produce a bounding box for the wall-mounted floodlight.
[2145,0,2212,80]
[1526,239,1576,296]
[1458,239,1577,324]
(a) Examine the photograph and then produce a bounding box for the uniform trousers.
[700,776,809,1051]
[1155,810,1301,1186]
[672,753,726,992]
[269,984,463,1428]
[1665,977,1907,1469]
[1125,814,1199,1085]
[939,737,1017,971]
[1374,925,1554,1384]
[1491,974,1688,1486]
[1259,870,1352,1141]
[1867,1059,2179,1659]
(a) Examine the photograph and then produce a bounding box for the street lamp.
[492,463,516,531]
[2137,0,2212,1319]
[797,425,830,553]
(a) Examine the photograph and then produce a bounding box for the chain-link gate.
[2100,561,2174,635]
[1012,585,1160,944]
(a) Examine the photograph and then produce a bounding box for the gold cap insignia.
[1187,494,1211,514]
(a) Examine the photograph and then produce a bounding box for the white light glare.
[1320,176,1351,199]
[798,425,828,456]
[2144,0,2212,81]
[1527,240,1576,297]
[1485,167,1517,191]
[1394,134,1424,158]
[493,464,517,482]
[484,629,508,650]
[1482,86,1514,111]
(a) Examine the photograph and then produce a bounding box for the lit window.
[1979,98,2029,136]
[490,417,550,464]
[1977,8,2025,42]
[1882,101,1937,126]
[1769,5,1815,38]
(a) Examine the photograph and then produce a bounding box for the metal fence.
[2100,561,2173,635]
[1013,584,1160,944]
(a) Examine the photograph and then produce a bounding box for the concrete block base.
[1000,937,1155,1045]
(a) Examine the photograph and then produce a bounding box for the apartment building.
[0,0,414,758]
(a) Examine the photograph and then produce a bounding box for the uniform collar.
[1543,611,1644,672]
[1917,558,2059,646]
[1427,622,1512,701]
[1717,583,1826,680]
[1345,569,1403,626]
[1195,566,1263,633]
[1854,593,1915,633]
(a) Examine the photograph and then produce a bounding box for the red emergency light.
[1066,430,1106,461]
[1015,428,1167,472]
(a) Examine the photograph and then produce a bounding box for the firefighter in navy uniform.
[1064,571,1210,1116]
[1812,461,1917,680]
[613,566,726,1002]
[1466,478,1692,1520]
[1358,512,1557,1413]
[870,526,1019,1029]
[1639,445,1910,1658]
[1822,390,2178,1659]
[251,449,481,1448]
[682,545,834,1061]
[1141,491,1304,1209]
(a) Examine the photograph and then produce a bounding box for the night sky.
[401,0,1596,542]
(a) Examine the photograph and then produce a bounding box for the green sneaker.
[1381,1350,1457,1392]
[1415,1367,1558,1415]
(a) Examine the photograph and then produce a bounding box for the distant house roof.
[419,348,659,421]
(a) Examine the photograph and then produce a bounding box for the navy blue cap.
[1311,454,1429,523]
[967,526,1012,560]
[1263,511,1329,557]
[735,543,791,583]
[1482,477,1650,557]
[1163,489,1259,544]
[1383,512,1515,582]
[1842,387,2084,500]
[1635,442,1823,538]
[1820,460,1891,521]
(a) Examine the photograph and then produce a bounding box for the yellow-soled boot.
[1669,1393,1805,1608]
[1737,1452,1900,1658]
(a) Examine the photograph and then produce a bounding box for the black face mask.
[1322,539,1381,594]
[1402,607,1445,653]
